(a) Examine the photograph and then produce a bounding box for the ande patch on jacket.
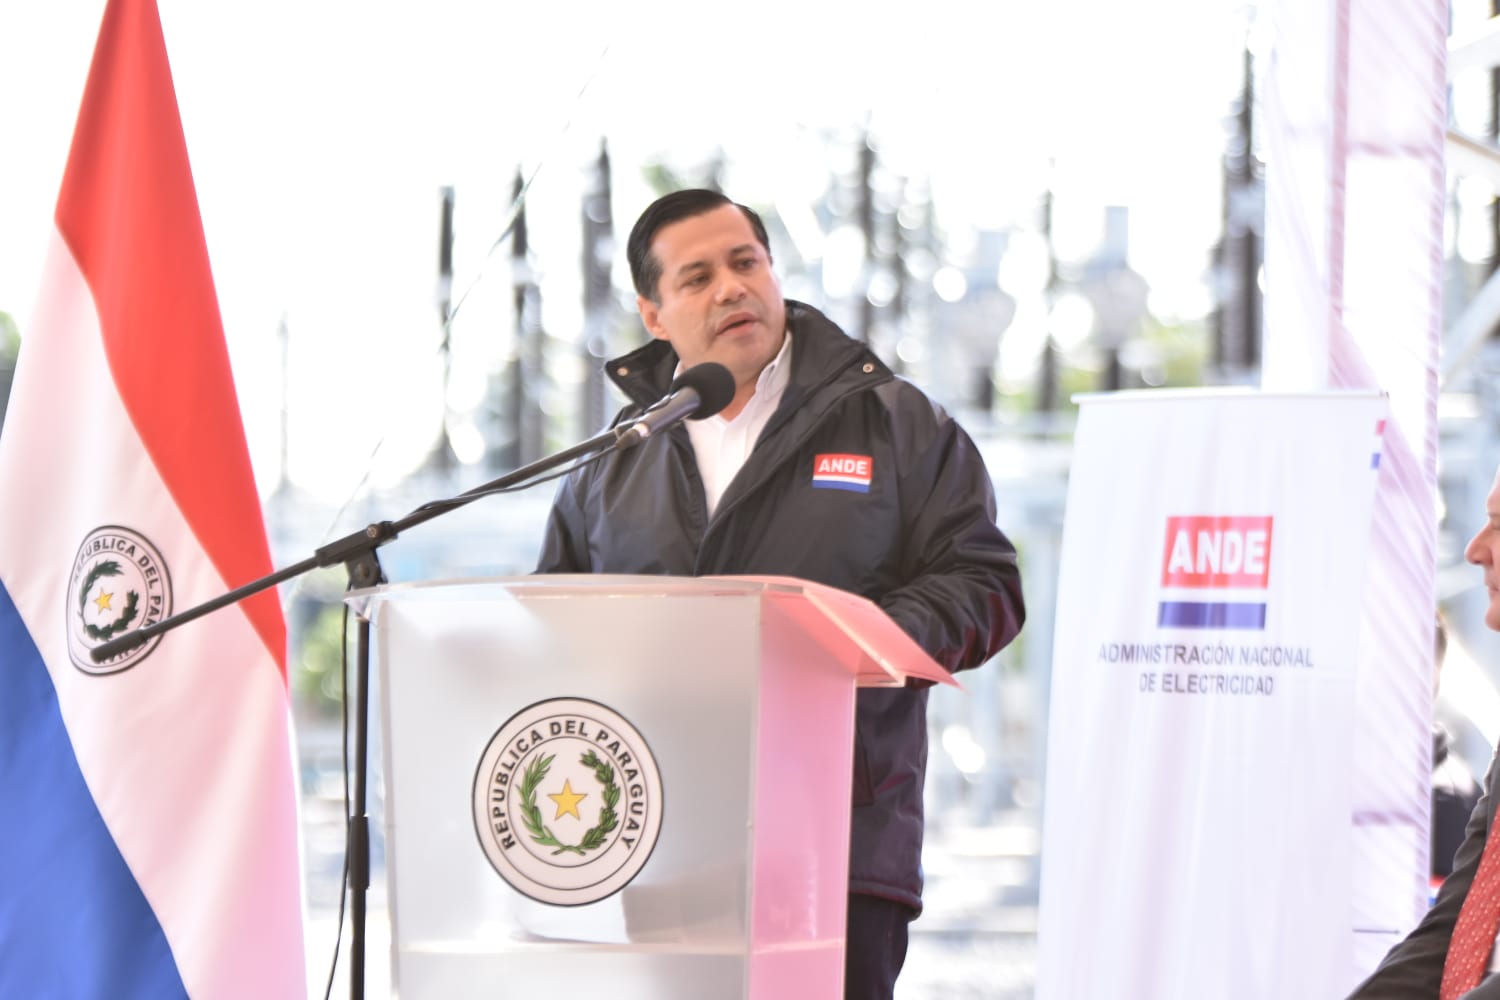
[811,453,873,493]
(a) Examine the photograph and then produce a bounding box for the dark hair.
[626,189,772,302]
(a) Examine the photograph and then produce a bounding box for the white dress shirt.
[683,330,793,517]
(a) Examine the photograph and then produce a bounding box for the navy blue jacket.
[535,300,1024,909]
[1348,743,1500,997]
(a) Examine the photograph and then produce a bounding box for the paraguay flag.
[0,1,307,997]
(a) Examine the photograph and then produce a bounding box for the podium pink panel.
[747,596,861,997]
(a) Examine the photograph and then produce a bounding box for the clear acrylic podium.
[354,574,954,1000]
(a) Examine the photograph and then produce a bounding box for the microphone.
[616,362,736,448]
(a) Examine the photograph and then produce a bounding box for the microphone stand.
[90,423,633,1000]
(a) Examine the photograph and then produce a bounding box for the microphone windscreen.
[672,362,736,420]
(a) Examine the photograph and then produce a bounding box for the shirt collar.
[754,328,793,402]
[670,327,794,409]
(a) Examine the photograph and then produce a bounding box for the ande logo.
[66,525,173,675]
[472,698,664,906]
[1157,515,1273,630]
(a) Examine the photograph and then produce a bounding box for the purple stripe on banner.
[811,481,870,493]
[1371,453,1381,469]
[1158,601,1268,629]
[0,581,187,999]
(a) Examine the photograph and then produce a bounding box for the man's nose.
[1465,529,1488,566]
[715,277,746,303]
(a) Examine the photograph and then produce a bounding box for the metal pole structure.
[1212,40,1262,378]
[581,140,614,436]
[514,172,546,466]
[502,169,529,470]
[856,133,876,345]
[1035,184,1060,417]
[425,186,458,475]
[1235,43,1261,370]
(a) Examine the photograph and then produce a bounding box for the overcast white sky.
[0,0,1255,502]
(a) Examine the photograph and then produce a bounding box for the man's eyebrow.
[672,260,710,278]
[671,244,762,279]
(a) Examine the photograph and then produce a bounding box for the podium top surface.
[348,573,958,689]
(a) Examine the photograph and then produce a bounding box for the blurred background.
[5,0,1500,995]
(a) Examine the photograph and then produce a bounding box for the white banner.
[1037,390,1389,1000]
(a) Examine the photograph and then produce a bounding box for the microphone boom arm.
[88,423,624,662]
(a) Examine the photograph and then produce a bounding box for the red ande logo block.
[1159,515,1273,589]
[814,454,871,478]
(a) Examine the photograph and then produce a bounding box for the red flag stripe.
[53,0,285,674]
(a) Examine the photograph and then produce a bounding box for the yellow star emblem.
[93,590,114,612]
[547,779,587,821]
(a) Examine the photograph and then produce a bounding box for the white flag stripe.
[0,232,304,999]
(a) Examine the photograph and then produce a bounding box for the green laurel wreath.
[519,750,621,856]
[78,560,140,640]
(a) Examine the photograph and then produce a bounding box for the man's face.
[637,204,786,414]
[1465,464,1500,631]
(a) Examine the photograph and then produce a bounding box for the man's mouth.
[717,312,755,335]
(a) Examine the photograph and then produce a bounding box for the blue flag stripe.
[0,580,187,999]
[1157,601,1268,630]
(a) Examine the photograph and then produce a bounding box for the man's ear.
[637,296,668,341]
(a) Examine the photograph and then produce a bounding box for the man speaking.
[536,188,1025,999]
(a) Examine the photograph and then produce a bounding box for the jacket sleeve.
[534,469,591,573]
[875,388,1024,675]
[1346,746,1500,998]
